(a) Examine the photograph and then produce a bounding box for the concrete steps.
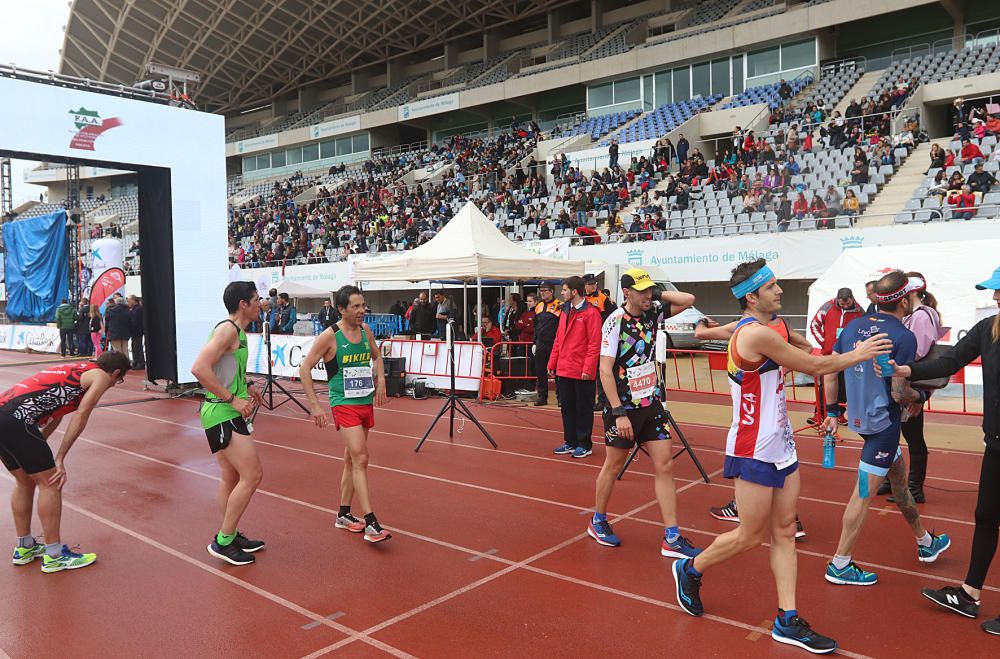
[858,142,930,226]
[834,70,884,115]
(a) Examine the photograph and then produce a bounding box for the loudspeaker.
[384,357,406,377]
[386,375,405,397]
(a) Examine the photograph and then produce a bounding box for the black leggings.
[966,444,1000,590]
[901,409,928,457]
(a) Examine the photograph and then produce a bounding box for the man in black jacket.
[532,284,562,406]
[318,299,338,330]
[409,292,436,336]
[103,297,132,357]
[900,267,1000,634]
[127,295,145,369]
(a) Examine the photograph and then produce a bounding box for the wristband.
[825,403,840,417]
[611,406,627,418]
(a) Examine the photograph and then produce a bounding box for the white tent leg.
[477,276,483,343]
[463,281,468,336]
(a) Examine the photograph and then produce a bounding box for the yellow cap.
[621,268,655,291]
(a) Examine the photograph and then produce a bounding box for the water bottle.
[875,353,893,377]
[822,432,836,469]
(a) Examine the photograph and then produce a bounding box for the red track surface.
[0,351,995,657]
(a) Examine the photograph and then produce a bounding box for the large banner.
[0,324,62,353]
[570,221,1000,283]
[398,93,460,121]
[246,332,326,380]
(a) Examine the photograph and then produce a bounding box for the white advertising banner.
[246,332,327,380]
[398,93,460,122]
[236,134,279,154]
[310,116,362,140]
[0,76,228,383]
[569,221,1000,283]
[0,325,62,353]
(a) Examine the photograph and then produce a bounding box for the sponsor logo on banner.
[1,325,62,353]
[840,235,864,250]
[69,107,122,150]
[247,333,327,380]
[311,116,362,139]
[236,134,279,155]
[397,93,459,122]
[627,249,644,266]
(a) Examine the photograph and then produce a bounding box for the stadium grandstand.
[5,2,1000,657]
[7,0,1000,311]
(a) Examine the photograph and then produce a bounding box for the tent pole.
[477,276,483,343]
[463,281,468,336]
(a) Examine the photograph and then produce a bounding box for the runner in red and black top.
[588,267,703,559]
[0,351,130,573]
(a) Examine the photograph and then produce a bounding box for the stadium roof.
[59,0,577,113]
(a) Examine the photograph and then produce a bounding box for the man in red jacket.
[548,275,602,458]
[809,287,863,423]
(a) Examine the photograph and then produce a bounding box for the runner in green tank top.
[301,285,390,543]
[191,281,266,566]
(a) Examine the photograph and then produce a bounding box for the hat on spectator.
[582,273,598,285]
[975,266,1000,290]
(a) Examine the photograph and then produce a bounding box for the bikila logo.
[840,235,864,250]
[626,249,644,266]
[69,107,122,151]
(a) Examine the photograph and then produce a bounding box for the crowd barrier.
[310,314,405,337]
[382,338,485,393]
[481,341,536,401]
[658,348,983,418]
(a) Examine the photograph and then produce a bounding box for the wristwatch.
[611,406,627,418]
[223,393,235,404]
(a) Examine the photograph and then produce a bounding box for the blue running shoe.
[671,558,703,616]
[661,534,702,559]
[587,519,621,547]
[553,443,574,455]
[918,532,951,563]
[572,446,593,459]
[824,561,877,586]
[772,613,838,654]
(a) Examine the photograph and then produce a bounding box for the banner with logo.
[0,325,62,353]
[570,221,1000,283]
[311,116,362,140]
[236,134,279,155]
[246,333,326,380]
[398,93,459,122]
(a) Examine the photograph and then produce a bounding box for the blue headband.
[731,265,775,299]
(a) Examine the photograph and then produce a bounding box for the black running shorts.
[204,416,252,454]
[0,412,56,474]
[602,401,671,449]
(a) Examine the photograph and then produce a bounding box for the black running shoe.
[982,616,1000,635]
[233,531,265,553]
[795,518,806,540]
[207,540,255,565]
[671,558,703,616]
[921,585,980,618]
[772,614,838,654]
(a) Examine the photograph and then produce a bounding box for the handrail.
[890,43,931,63]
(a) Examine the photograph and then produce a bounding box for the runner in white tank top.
[670,259,891,655]
[725,316,796,466]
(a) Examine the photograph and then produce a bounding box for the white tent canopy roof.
[807,239,1000,347]
[352,202,585,282]
[273,279,334,298]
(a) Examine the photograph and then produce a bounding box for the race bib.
[343,366,375,398]
[626,361,656,401]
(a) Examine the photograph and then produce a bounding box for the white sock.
[44,542,62,558]
[832,554,851,569]
[917,532,932,547]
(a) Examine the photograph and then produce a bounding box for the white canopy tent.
[807,240,1000,348]
[272,279,334,299]
[352,202,585,336]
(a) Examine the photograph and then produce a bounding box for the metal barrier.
[381,337,486,393]
[659,348,983,418]
[485,341,536,379]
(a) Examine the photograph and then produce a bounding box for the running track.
[0,354,995,657]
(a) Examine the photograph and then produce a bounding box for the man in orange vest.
[584,274,617,411]
[532,285,562,406]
